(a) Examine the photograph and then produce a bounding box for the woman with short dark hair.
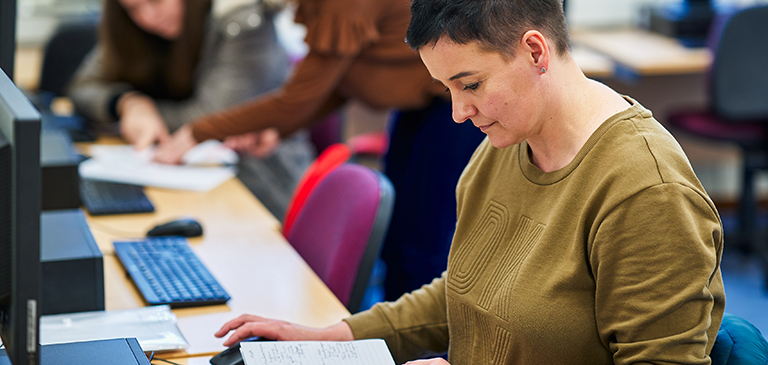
[211,1,726,364]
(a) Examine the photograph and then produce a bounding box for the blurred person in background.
[68,0,314,219]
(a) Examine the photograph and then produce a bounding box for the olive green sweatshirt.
[346,99,725,365]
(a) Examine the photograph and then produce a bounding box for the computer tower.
[40,209,104,315]
[41,128,81,210]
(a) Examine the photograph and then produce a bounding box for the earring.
[540,67,547,74]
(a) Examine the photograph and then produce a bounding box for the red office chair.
[286,163,394,313]
[282,143,352,237]
[666,5,768,286]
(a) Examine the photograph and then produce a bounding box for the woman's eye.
[444,87,450,93]
[463,82,480,91]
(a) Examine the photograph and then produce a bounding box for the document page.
[240,339,396,365]
[79,142,237,192]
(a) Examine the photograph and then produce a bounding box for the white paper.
[79,142,237,192]
[40,305,189,352]
[180,140,239,166]
[240,339,396,365]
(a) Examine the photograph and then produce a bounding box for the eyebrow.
[449,71,477,81]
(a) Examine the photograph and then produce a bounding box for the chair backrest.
[282,143,351,236]
[286,163,394,313]
[710,313,768,365]
[39,19,98,97]
[711,5,768,120]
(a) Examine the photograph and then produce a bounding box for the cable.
[150,357,182,365]
[147,350,183,365]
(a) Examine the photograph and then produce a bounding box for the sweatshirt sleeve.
[591,183,725,364]
[344,273,450,364]
[189,0,384,142]
[66,46,133,125]
[190,47,353,142]
[156,4,290,132]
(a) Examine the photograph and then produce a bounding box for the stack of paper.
[79,141,238,192]
[40,305,188,352]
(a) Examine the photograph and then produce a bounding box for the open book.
[240,339,396,365]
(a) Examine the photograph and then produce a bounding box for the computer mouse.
[146,218,203,237]
[210,336,272,365]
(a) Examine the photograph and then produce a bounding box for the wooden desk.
[84,169,350,360]
[571,28,712,78]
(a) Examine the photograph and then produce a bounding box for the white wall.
[16,0,100,46]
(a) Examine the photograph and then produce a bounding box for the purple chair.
[666,5,768,283]
[286,163,394,312]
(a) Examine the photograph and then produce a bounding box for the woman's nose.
[452,98,476,124]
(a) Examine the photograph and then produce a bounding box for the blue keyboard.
[113,236,231,307]
[80,179,155,215]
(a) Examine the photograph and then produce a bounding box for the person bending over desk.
[67,0,314,219]
[211,0,726,364]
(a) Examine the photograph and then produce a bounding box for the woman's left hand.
[404,358,451,365]
[224,128,281,158]
[153,124,198,164]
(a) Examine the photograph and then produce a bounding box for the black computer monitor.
[0,68,42,365]
[0,0,17,77]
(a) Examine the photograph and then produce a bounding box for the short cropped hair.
[406,0,569,58]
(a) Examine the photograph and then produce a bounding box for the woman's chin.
[486,135,516,149]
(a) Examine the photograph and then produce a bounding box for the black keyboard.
[80,179,155,215]
[113,236,231,307]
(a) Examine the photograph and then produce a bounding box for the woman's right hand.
[215,314,354,347]
[117,92,170,150]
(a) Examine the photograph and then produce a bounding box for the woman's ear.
[521,30,550,74]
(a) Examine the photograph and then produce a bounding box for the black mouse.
[210,336,272,365]
[146,218,203,237]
